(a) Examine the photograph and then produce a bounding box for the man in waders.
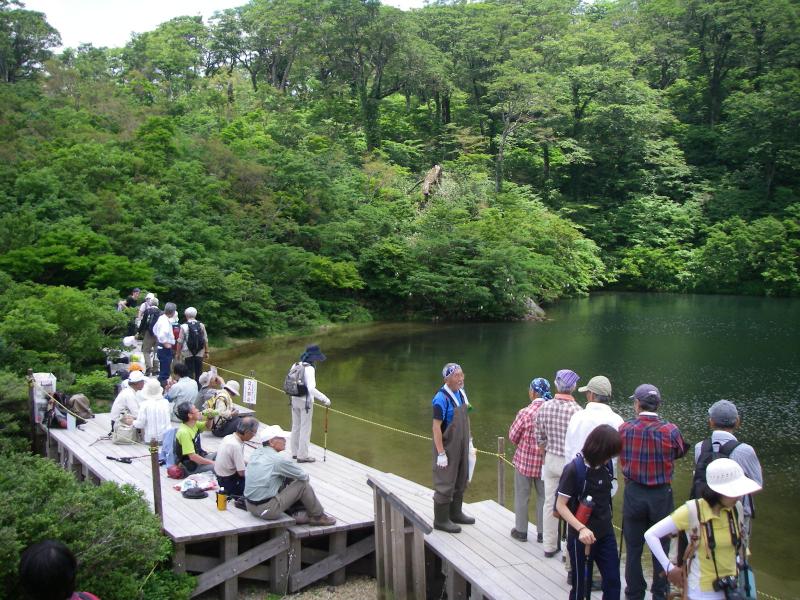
[432,362,475,533]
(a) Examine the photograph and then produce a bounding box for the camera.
[713,576,744,600]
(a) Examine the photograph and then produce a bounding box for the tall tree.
[0,1,60,83]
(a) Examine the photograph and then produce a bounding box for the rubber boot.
[433,502,461,533]
[450,494,475,525]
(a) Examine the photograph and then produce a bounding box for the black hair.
[19,539,77,600]
[173,362,189,378]
[638,396,660,411]
[699,482,725,508]
[175,402,193,423]
[593,394,611,404]
[581,424,622,467]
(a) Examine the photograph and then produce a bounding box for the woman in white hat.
[644,458,761,600]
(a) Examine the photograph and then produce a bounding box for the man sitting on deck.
[214,416,258,496]
[244,428,336,526]
[109,369,145,432]
[174,402,216,474]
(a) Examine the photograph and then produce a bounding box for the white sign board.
[242,378,258,405]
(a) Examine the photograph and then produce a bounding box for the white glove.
[321,398,331,407]
[436,452,448,468]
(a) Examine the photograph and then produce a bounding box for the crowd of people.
[499,368,763,600]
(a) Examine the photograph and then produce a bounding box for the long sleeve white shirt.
[109,387,140,421]
[302,364,330,405]
[133,397,172,443]
[153,314,175,345]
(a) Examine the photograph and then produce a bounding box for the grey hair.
[236,417,258,435]
[555,379,576,393]
[185,306,198,318]
[164,302,177,315]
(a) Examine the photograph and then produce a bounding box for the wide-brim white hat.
[706,458,762,497]
[258,424,291,444]
[223,379,240,396]
[138,378,165,403]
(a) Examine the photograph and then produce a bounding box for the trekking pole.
[323,406,329,462]
[584,543,592,600]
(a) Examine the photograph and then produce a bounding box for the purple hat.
[555,369,580,390]
[630,384,661,406]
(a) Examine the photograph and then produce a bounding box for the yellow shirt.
[673,499,739,593]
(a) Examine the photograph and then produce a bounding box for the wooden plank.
[446,561,468,600]
[269,528,289,595]
[328,531,347,586]
[289,534,375,593]
[192,532,289,597]
[221,535,238,600]
[412,527,426,600]
[185,555,270,582]
[289,537,302,579]
[391,507,407,598]
[374,489,386,598]
[368,477,433,534]
[382,498,393,595]
[173,542,186,574]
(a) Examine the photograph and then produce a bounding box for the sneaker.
[309,513,336,526]
[297,457,316,463]
[544,549,559,558]
[510,528,527,542]
[537,532,543,543]
[292,455,297,459]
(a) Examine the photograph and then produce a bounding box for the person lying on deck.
[244,429,336,526]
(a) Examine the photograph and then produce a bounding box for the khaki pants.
[141,331,159,374]
[542,452,566,553]
[246,479,323,520]
[290,396,313,459]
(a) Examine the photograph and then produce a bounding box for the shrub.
[0,452,193,599]
[0,370,30,455]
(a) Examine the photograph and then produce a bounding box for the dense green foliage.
[0,452,194,599]
[0,0,798,382]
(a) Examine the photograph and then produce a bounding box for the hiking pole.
[323,406,329,462]
[584,542,592,600]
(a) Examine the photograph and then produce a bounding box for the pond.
[216,292,800,598]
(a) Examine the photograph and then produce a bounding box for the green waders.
[432,391,474,532]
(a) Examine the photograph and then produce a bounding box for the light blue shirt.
[167,376,199,408]
[244,446,309,502]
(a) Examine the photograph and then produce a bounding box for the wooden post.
[27,368,36,453]
[497,437,505,507]
[150,439,163,526]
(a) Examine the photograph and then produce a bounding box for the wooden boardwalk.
[41,412,612,599]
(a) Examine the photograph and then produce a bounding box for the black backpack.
[139,306,162,336]
[185,321,204,355]
[690,438,742,499]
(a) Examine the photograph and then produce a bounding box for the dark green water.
[218,293,800,598]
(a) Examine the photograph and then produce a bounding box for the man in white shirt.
[110,370,145,431]
[153,302,178,386]
[215,417,258,496]
[564,375,624,488]
[130,377,172,444]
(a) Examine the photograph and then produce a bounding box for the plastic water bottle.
[575,495,594,525]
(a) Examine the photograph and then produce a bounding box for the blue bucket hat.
[529,377,552,399]
[301,344,326,363]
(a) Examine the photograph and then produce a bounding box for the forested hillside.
[1,0,798,377]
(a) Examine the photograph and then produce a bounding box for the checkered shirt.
[619,413,687,486]
[509,399,546,478]
[534,394,582,458]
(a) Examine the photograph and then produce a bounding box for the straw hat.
[223,380,240,397]
[706,458,762,498]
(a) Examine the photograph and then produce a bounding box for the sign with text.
[242,378,257,405]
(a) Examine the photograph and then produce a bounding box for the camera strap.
[704,506,740,586]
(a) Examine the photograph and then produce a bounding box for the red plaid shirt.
[534,394,582,458]
[509,399,546,478]
[619,413,687,486]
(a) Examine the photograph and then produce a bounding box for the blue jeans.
[568,531,620,600]
[157,346,174,385]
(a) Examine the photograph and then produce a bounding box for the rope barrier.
[28,364,785,600]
